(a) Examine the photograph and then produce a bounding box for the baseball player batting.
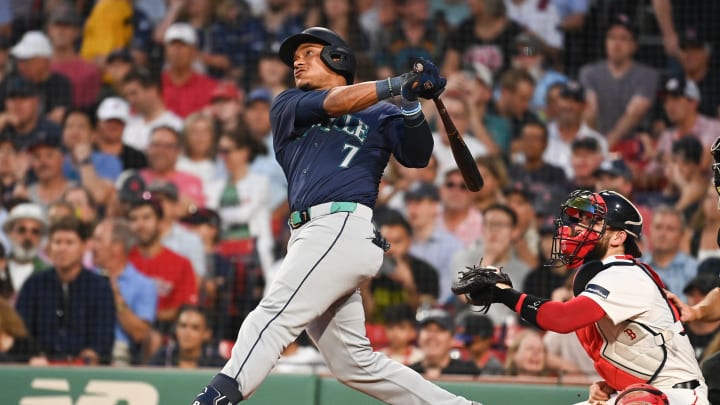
[452,189,708,404]
[191,27,479,405]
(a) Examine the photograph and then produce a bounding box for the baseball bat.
[412,61,484,191]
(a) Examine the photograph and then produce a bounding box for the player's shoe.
[191,374,243,405]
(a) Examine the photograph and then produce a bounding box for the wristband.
[375,77,403,100]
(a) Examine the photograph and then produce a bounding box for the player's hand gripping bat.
[413,62,484,192]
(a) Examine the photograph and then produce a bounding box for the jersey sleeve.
[579,267,651,325]
[270,88,331,151]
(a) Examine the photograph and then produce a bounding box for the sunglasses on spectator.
[444,181,468,191]
[15,226,41,236]
[217,147,235,156]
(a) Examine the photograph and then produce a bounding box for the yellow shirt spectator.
[80,0,133,63]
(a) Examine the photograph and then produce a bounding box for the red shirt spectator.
[161,71,217,118]
[129,246,197,313]
[160,23,217,117]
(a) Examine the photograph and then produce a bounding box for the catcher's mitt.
[451,260,513,313]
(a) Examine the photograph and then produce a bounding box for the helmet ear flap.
[320,45,356,84]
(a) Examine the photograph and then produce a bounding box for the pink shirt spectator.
[161,71,217,118]
[657,114,720,155]
[140,169,206,208]
[51,58,101,108]
[437,207,484,248]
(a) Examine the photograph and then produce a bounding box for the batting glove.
[410,58,447,100]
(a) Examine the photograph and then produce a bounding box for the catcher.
[452,189,708,404]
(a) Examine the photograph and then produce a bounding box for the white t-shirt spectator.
[505,0,563,48]
[123,111,184,151]
[544,121,608,178]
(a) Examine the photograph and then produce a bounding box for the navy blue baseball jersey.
[271,88,431,211]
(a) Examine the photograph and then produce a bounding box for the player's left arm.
[495,287,606,333]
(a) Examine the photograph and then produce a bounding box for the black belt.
[672,379,700,390]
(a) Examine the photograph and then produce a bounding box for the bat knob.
[414,62,423,73]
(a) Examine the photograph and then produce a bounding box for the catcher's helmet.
[278,27,356,85]
[550,190,643,268]
[615,383,669,405]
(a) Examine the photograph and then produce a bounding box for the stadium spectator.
[0,133,27,208]
[206,130,273,274]
[153,0,215,57]
[375,0,444,77]
[379,304,424,366]
[99,49,134,100]
[458,313,503,375]
[0,297,45,364]
[258,0,305,51]
[505,0,563,52]
[686,182,720,261]
[579,14,659,149]
[543,81,563,122]
[504,329,549,376]
[410,309,480,377]
[554,0,592,76]
[140,126,206,210]
[361,209,439,320]
[91,218,157,366]
[161,23,218,118]
[544,81,607,178]
[61,110,119,207]
[678,28,720,118]
[316,0,370,55]
[503,185,540,269]
[47,5,101,109]
[442,0,524,76]
[62,186,98,225]
[431,94,489,176]
[593,158,653,248]
[438,168,483,247]
[26,132,74,210]
[523,224,569,300]
[377,155,439,213]
[0,75,62,151]
[452,204,530,324]
[682,274,720,361]
[206,81,244,134]
[244,88,288,214]
[147,180,206,279]
[509,33,566,114]
[127,196,198,333]
[0,203,49,301]
[3,31,72,123]
[176,112,224,188]
[490,68,540,159]
[474,156,509,212]
[121,69,183,152]
[206,0,267,85]
[444,65,507,155]
[0,38,9,82]
[80,0,133,65]
[178,208,236,339]
[642,205,697,295]
[256,51,291,98]
[95,97,148,170]
[16,217,115,365]
[508,120,567,194]
[566,137,603,192]
[405,182,463,303]
[655,75,720,171]
[665,136,707,221]
[148,305,226,368]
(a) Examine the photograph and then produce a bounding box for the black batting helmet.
[279,27,356,85]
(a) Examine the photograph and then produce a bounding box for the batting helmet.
[278,27,356,85]
[615,383,669,405]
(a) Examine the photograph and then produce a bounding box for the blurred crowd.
[0,0,718,383]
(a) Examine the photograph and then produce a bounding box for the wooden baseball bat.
[412,60,484,192]
[433,96,484,191]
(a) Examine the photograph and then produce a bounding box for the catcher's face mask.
[712,136,720,196]
[615,383,669,405]
[551,190,607,268]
